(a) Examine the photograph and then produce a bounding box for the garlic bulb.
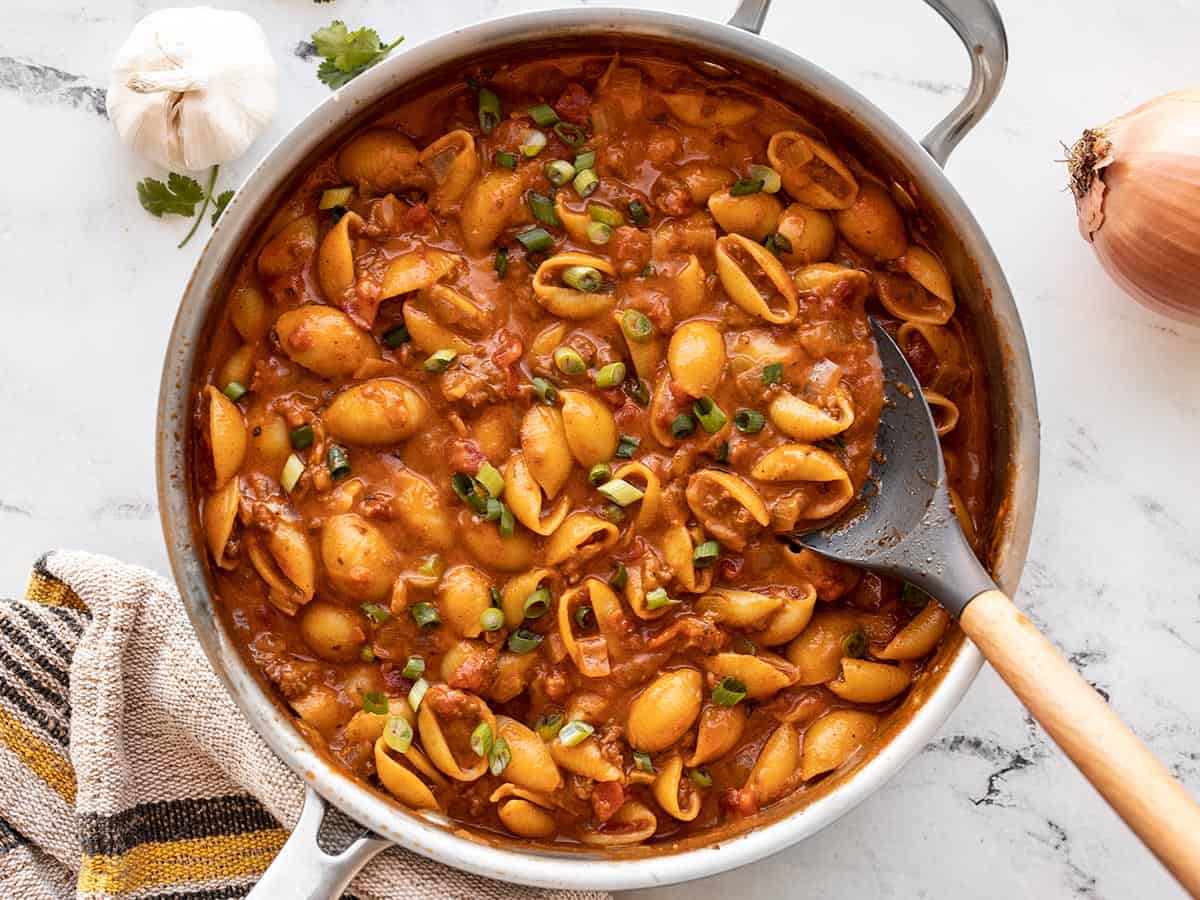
[1069,90,1200,324]
[107,7,278,172]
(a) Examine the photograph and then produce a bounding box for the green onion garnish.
[573,167,599,198]
[730,178,764,196]
[407,677,429,712]
[588,463,611,486]
[693,397,728,433]
[562,265,604,292]
[614,434,640,459]
[535,712,564,741]
[280,453,305,493]
[495,150,517,169]
[645,587,677,610]
[587,221,612,244]
[902,583,930,612]
[361,603,391,624]
[593,361,626,388]
[475,462,505,498]
[764,232,793,256]
[362,690,388,715]
[609,562,628,591]
[490,586,502,607]
[633,750,655,773]
[554,121,587,146]
[327,445,351,479]
[671,414,695,440]
[598,478,643,506]
[411,601,440,629]
[693,540,720,568]
[574,149,597,171]
[711,675,747,706]
[498,502,515,538]
[424,348,457,373]
[715,441,731,464]
[520,129,548,157]
[588,203,624,227]
[603,503,625,524]
[531,376,558,405]
[544,159,575,186]
[480,606,505,633]
[360,646,376,662]
[494,246,509,277]
[470,721,494,757]
[484,496,503,522]
[558,720,594,747]
[762,362,784,385]
[573,604,593,630]
[625,377,650,406]
[621,309,653,343]
[418,554,445,579]
[553,346,587,375]
[527,191,559,226]
[401,655,425,680]
[528,102,559,127]
[383,715,412,752]
[222,381,247,402]
[516,226,554,253]
[319,186,354,210]
[289,425,314,450]
[688,767,713,788]
[452,472,486,513]
[382,324,411,348]
[627,200,650,226]
[523,587,551,619]
[735,409,765,433]
[842,628,868,658]
[508,627,544,654]
[478,87,501,134]
[749,164,782,193]
[489,737,511,775]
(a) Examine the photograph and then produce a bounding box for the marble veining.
[1,1,1198,898]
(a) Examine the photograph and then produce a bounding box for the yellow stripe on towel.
[0,703,77,803]
[24,569,88,612]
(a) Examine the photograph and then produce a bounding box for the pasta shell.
[374,738,443,810]
[651,754,702,822]
[380,247,462,300]
[203,478,240,570]
[505,453,571,536]
[548,734,622,782]
[708,189,783,241]
[898,245,954,305]
[559,390,619,467]
[786,609,867,684]
[533,253,617,319]
[648,373,681,449]
[750,444,854,520]
[217,344,254,391]
[767,131,858,210]
[437,565,494,639]
[257,215,318,277]
[878,602,950,660]
[461,169,526,253]
[685,469,770,552]
[417,688,496,782]
[401,303,472,356]
[555,193,593,244]
[800,710,879,780]
[696,589,783,629]
[627,668,703,752]
[672,254,707,319]
[337,129,420,192]
[322,379,429,445]
[204,385,246,490]
[875,271,954,325]
[520,405,572,499]
[662,91,758,127]
[299,602,367,663]
[579,800,657,846]
[247,519,315,615]
[715,234,798,324]
[497,797,557,838]
[924,389,960,437]
[745,723,800,805]
[495,716,562,795]
[491,651,540,703]
[896,322,969,395]
[661,523,714,594]
[765,131,815,195]
[768,385,854,442]
[544,512,619,569]
[667,320,726,398]
[676,162,736,203]
[460,511,535,572]
[754,586,817,646]
[793,263,871,303]
[501,567,555,629]
[344,696,414,745]
[828,658,911,703]
[423,283,490,334]
[558,578,622,677]
[610,461,661,530]
[275,304,380,378]
[833,181,907,260]
[390,467,453,549]
[419,129,478,208]
[613,309,663,382]
[229,281,270,342]
[704,651,798,700]
[320,513,398,603]
[687,703,747,767]
[775,204,836,266]
[316,210,361,303]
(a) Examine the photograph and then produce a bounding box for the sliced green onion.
[588,463,611,486]
[735,409,766,433]
[476,462,505,498]
[621,309,653,343]
[563,265,604,292]
[490,586,502,607]
[633,750,655,773]
[495,150,517,169]
[452,472,485,513]
[470,721,494,758]
[484,496,503,522]
[625,377,649,406]
[554,121,587,146]
[688,767,713,788]
[516,226,554,253]
[382,324,410,348]
[645,587,677,610]
[319,186,354,210]
[523,587,551,619]
[598,478,643,506]
[587,221,612,244]
[407,677,429,712]
[573,167,599,198]
[280,453,305,493]
[383,715,413,752]
[520,129,548,157]
[289,424,314,450]
[588,203,624,227]
[327,444,351,479]
[222,381,247,402]
[749,164,782,193]
[902,583,930,612]
[361,603,390,624]
[614,434,640,459]
[730,178,764,196]
[528,102,559,127]
[762,362,784,385]
[424,349,457,373]
[558,720,594,747]
[627,200,650,226]
[535,712,564,741]
[528,191,559,226]
[401,655,425,680]
[593,361,626,388]
[603,503,625,524]
[544,159,575,186]
[764,232,793,256]
[554,346,587,375]
[478,87,501,134]
[609,562,628,591]
[693,397,728,433]
[712,675,747,707]
[411,601,440,629]
[671,414,695,440]
[574,604,594,630]
[531,376,558,405]
[693,540,720,568]
[362,690,388,715]
[418,554,445,579]
[360,646,376,662]
[508,627,544,654]
[489,737,511,775]
[715,441,730,464]
[494,247,509,278]
[842,628,868,658]
[574,149,597,171]
[498,502,515,538]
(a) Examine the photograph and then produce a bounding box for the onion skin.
[1070,90,1200,324]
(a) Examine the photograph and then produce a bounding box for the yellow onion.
[1069,91,1200,323]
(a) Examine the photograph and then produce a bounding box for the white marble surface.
[3,0,1199,897]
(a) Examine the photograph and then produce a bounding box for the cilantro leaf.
[137,173,205,217]
[211,190,235,225]
[310,20,403,89]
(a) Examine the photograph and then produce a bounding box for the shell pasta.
[193,51,991,848]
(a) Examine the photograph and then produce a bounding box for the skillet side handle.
[247,786,390,900]
[919,0,1009,166]
[728,0,771,35]
[961,589,1200,898]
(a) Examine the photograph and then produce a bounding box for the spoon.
[793,319,1200,896]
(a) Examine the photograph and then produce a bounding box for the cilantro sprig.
[136,165,234,248]
[310,20,404,89]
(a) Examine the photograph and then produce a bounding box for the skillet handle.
[247,786,390,900]
[727,0,1008,166]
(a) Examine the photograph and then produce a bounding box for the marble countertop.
[3,0,1199,897]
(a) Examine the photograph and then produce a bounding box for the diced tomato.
[591,781,625,823]
[554,82,593,124]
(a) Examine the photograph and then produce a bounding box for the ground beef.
[590,781,625,824]
[554,82,592,124]
[608,226,652,277]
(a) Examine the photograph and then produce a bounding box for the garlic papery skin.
[1069,90,1200,325]
[107,7,278,172]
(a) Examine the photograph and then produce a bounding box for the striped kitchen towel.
[0,550,607,900]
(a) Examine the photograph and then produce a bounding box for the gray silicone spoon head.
[791,319,995,617]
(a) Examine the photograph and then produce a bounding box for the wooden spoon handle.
[961,589,1200,897]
